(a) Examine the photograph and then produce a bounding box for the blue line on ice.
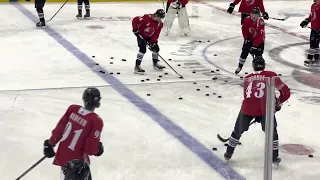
[13,3,245,179]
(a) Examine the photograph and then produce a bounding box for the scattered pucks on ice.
[196,88,200,91]
[193,71,196,73]
[165,73,168,75]
[159,75,162,78]
[240,76,243,79]
[212,77,217,80]
[110,72,113,74]
[168,58,172,61]
[110,62,113,64]
[309,154,314,158]
[218,95,222,98]
[141,80,145,82]
[177,64,181,66]
[146,78,150,81]
[214,54,217,56]
[212,147,217,151]
[224,143,228,147]
[179,76,184,79]
[193,82,197,84]
[207,40,211,42]
[211,70,215,73]
[206,94,210,96]
[278,73,282,76]
[95,63,99,65]
[216,69,220,71]
[157,79,161,81]
[245,72,248,74]
[92,56,95,58]
[122,59,126,61]
[147,94,151,96]
[205,85,209,88]
[99,70,105,73]
[198,40,202,42]
[117,72,120,74]
[179,97,183,100]
[110,57,114,59]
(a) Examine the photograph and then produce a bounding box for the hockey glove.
[227,3,235,14]
[149,43,160,53]
[300,18,310,28]
[95,142,104,156]
[244,39,252,45]
[132,29,139,37]
[262,12,269,20]
[250,46,257,56]
[43,140,55,158]
[275,98,282,112]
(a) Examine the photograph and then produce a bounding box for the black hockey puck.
[206,94,210,96]
[212,77,217,80]
[193,71,196,73]
[117,72,120,74]
[110,72,113,74]
[110,62,113,64]
[165,73,168,75]
[212,147,217,151]
[205,85,209,88]
[179,97,183,100]
[141,80,145,82]
[198,40,202,42]
[245,72,248,74]
[157,79,160,81]
[179,76,184,79]
[216,69,220,71]
[207,40,211,42]
[196,89,200,91]
[99,70,105,73]
[178,64,181,66]
[278,73,282,76]
[214,54,217,56]
[122,59,126,61]
[240,76,243,79]
[211,70,215,73]
[224,80,228,82]
[95,63,99,65]
[146,78,150,81]
[213,92,216,95]
[92,56,95,58]
[193,82,197,84]
[309,154,314,158]
[218,95,222,98]
[224,143,228,146]
[147,94,151,96]
[169,58,172,61]
[110,57,114,59]
[159,75,162,78]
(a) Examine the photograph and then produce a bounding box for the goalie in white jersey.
[165,0,190,35]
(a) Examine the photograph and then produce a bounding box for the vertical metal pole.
[264,77,275,180]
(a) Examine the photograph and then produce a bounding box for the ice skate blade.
[134,71,145,75]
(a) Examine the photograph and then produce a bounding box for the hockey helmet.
[155,9,165,19]
[252,56,265,71]
[251,7,261,14]
[62,160,90,180]
[82,87,101,110]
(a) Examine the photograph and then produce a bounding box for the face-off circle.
[280,144,314,155]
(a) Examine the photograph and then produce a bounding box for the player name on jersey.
[69,112,88,127]
[247,74,266,82]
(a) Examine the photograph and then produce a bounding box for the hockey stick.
[138,35,184,78]
[217,120,257,143]
[46,0,69,22]
[270,17,285,21]
[15,156,46,180]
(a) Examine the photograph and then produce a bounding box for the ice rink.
[0,0,320,179]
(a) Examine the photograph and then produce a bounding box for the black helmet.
[252,56,265,71]
[251,7,261,14]
[155,9,165,19]
[62,159,90,180]
[82,87,101,110]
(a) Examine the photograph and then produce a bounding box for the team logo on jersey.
[246,0,255,6]
[249,27,257,38]
[144,27,155,37]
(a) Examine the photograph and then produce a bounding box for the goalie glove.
[300,18,310,28]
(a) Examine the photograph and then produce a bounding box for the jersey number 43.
[246,82,266,98]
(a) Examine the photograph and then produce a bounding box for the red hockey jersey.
[307,3,320,30]
[241,70,291,116]
[167,0,189,6]
[49,105,103,166]
[132,14,163,43]
[233,0,266,14]
[242,17,265,47]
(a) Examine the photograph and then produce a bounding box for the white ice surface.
[0,1,319,180]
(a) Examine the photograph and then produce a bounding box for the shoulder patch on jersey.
[94,130,100,138]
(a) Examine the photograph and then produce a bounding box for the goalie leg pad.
[164,6,177,33]
[177,7,190,33]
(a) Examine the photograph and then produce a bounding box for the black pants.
[226,111,279,160]
[241,41,264,59]
[241,13,250,25]
[137,36,148,54]
[35,0,46,19]
[78,0,90,7]
[308,29,320,60]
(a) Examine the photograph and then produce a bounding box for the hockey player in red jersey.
[43,87,104,180]
[224,56,291,165]
[235,7,265,74]
[227,0,269,24]
[300,0,320,66]
[164,0,190,35]
[132,9,166,74]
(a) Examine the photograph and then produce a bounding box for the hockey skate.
[235,66,242,74]
[76,12,82,19]
[273,157,281,169]
[134,65,145,75]
[304,59,312,67]
[84,10,90,19]
[153,62,165,71]
[36,21,46,28]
